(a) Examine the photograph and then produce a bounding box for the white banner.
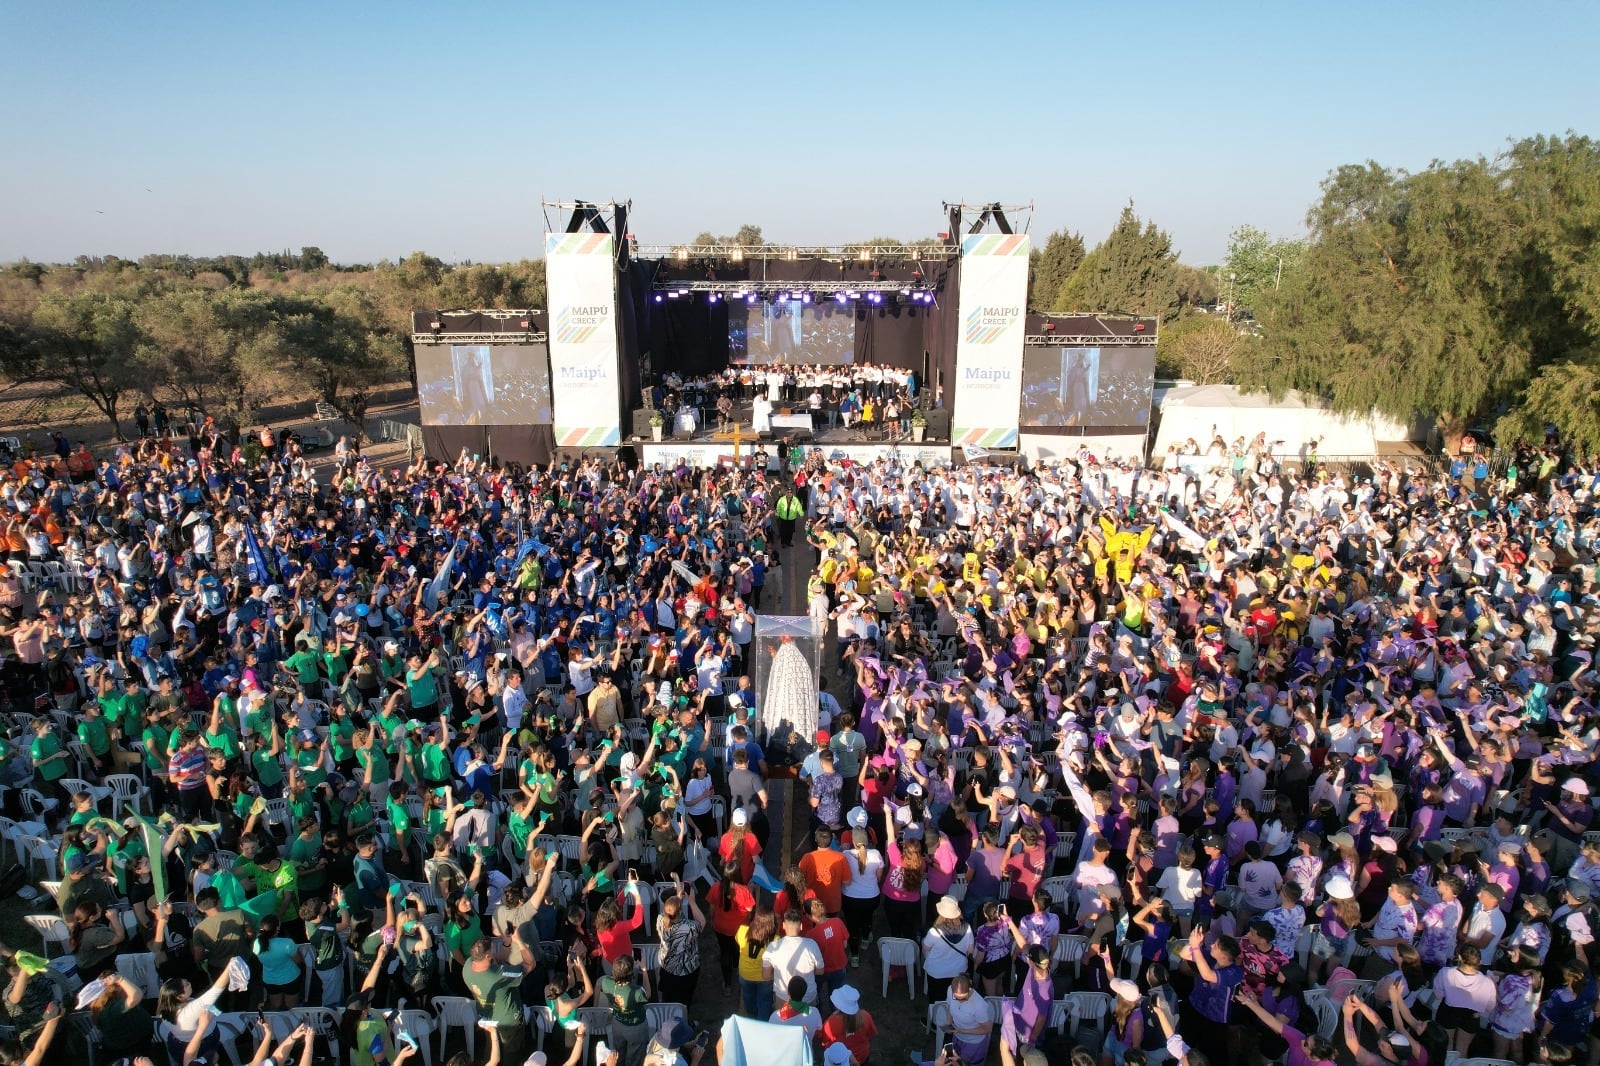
[545,233,621,447]
[638,441,953,470]
[952,233,1030,449]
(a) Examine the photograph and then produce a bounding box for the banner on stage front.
[952,233,1029,449]
[545,233,622,447]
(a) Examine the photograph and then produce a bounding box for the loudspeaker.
[922,408,950,439]
[631,409,655,438]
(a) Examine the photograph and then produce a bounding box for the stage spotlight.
[846,291,860,299]
[835,293,847,304]
[868,293,882,305]
[857,248,871,261]
[675,247,689,262]
[1134,323,1147,333]
[746,293,759,305]
[801,293,812,304]
[653,294,664,304]
[678,288,689,296]
[708,293,720,303]
[900,289,911,297]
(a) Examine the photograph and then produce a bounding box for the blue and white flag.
[423,539,460,611]
[243,524,274,585]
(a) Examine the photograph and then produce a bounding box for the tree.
[1028,229,1085,311]
[1156,315,1246,384]
[1496,351,1600,454]
[268,291,407,440]
[1056,204,1182,320]
[1173,264,1221,312]
[136,288,281,419]
[25,291,151,439]
[1223,225,1306,314]
[690,225,765,248]
[1241,139,1600,441]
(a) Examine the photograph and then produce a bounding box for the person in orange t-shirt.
[799,828,850,916]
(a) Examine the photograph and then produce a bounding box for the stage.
[636,438,957,469]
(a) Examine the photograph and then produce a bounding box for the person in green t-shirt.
[283,640,322,694]
[418,725,451,789]
[76,700,114,774]
[289,818,328,896]
[140,711,173,779]
[385,781,415,869]
[404,649,444,714]
[460,939,533,1060]
[327,705,356,769]
[249,720,287,798]
[204,697,242,763]
[30,720,71,798]
[354,726,393,808]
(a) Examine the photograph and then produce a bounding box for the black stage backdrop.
[627,256,960,396]
[421,424,555,469]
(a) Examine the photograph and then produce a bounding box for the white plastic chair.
[878,936,919,999]
[116,951,161,998]
[576,1005,613,1066]
[395,1010,436,1066]
[1051,934,1089,977]
[431,996,479,1062]
[24,914,70,958]
[645,1003,687,1031]
[1066,991,1112,1039]
[1303,988,1338,1039]
[290,1006,342,1060]
[105,774,149,816]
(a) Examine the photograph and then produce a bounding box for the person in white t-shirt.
[1462,883,1508,965]
[762,911,825,1005]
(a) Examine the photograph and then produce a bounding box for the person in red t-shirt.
[708,866,755,991]
[821,984,877,1065]
[805,898,850,997]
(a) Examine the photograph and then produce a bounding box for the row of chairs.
[926,991,1113,1058]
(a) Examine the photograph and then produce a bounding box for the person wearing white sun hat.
[1543,776,1595,871]
[921,895,974,1002]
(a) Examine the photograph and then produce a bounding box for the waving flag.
[423,539,460,611]
[243,524,274,585]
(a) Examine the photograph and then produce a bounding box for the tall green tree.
[1223,225,1305,314]
[1056,204,1182,320]
[1027,228,1085,311]
[24,291,150,439]
[1243,138,1600,443]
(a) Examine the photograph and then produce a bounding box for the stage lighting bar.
[634,244,953,262]
[649,281,917,295]
[1025,333,1157,346]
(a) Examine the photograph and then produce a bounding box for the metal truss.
[634,244,955,262]
[412,332,548,345]
[1024,334,1156,346]
[653,281,932,295]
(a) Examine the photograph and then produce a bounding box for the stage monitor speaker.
[923,408,950,439]
[631,409,654,438]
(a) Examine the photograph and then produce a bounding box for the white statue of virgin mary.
[761,635,817,742]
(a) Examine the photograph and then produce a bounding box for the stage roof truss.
[412,332,548,345]
[651,280,926,294]
[633,244,955,263]
[1023,333,1156,346]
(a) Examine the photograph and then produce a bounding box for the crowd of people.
[652,365,926,441]
[0,411,1596,1066]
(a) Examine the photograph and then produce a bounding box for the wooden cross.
[710,423,749,466]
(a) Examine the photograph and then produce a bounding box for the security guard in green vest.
[775,487,804,548]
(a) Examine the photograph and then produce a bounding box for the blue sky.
[2,1,1594,267]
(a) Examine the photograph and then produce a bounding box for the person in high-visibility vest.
[775,488,804,548]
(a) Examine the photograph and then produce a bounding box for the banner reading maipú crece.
[951,233,1030,449]
[545,233,622,447]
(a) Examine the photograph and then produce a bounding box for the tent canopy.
[1152,384,1411,460]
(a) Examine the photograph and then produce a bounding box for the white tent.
[1151,384,1412,461]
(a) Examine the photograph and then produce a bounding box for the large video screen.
[1020,345,1155,427]
[415,343,552,426]
[729,301,856,365]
